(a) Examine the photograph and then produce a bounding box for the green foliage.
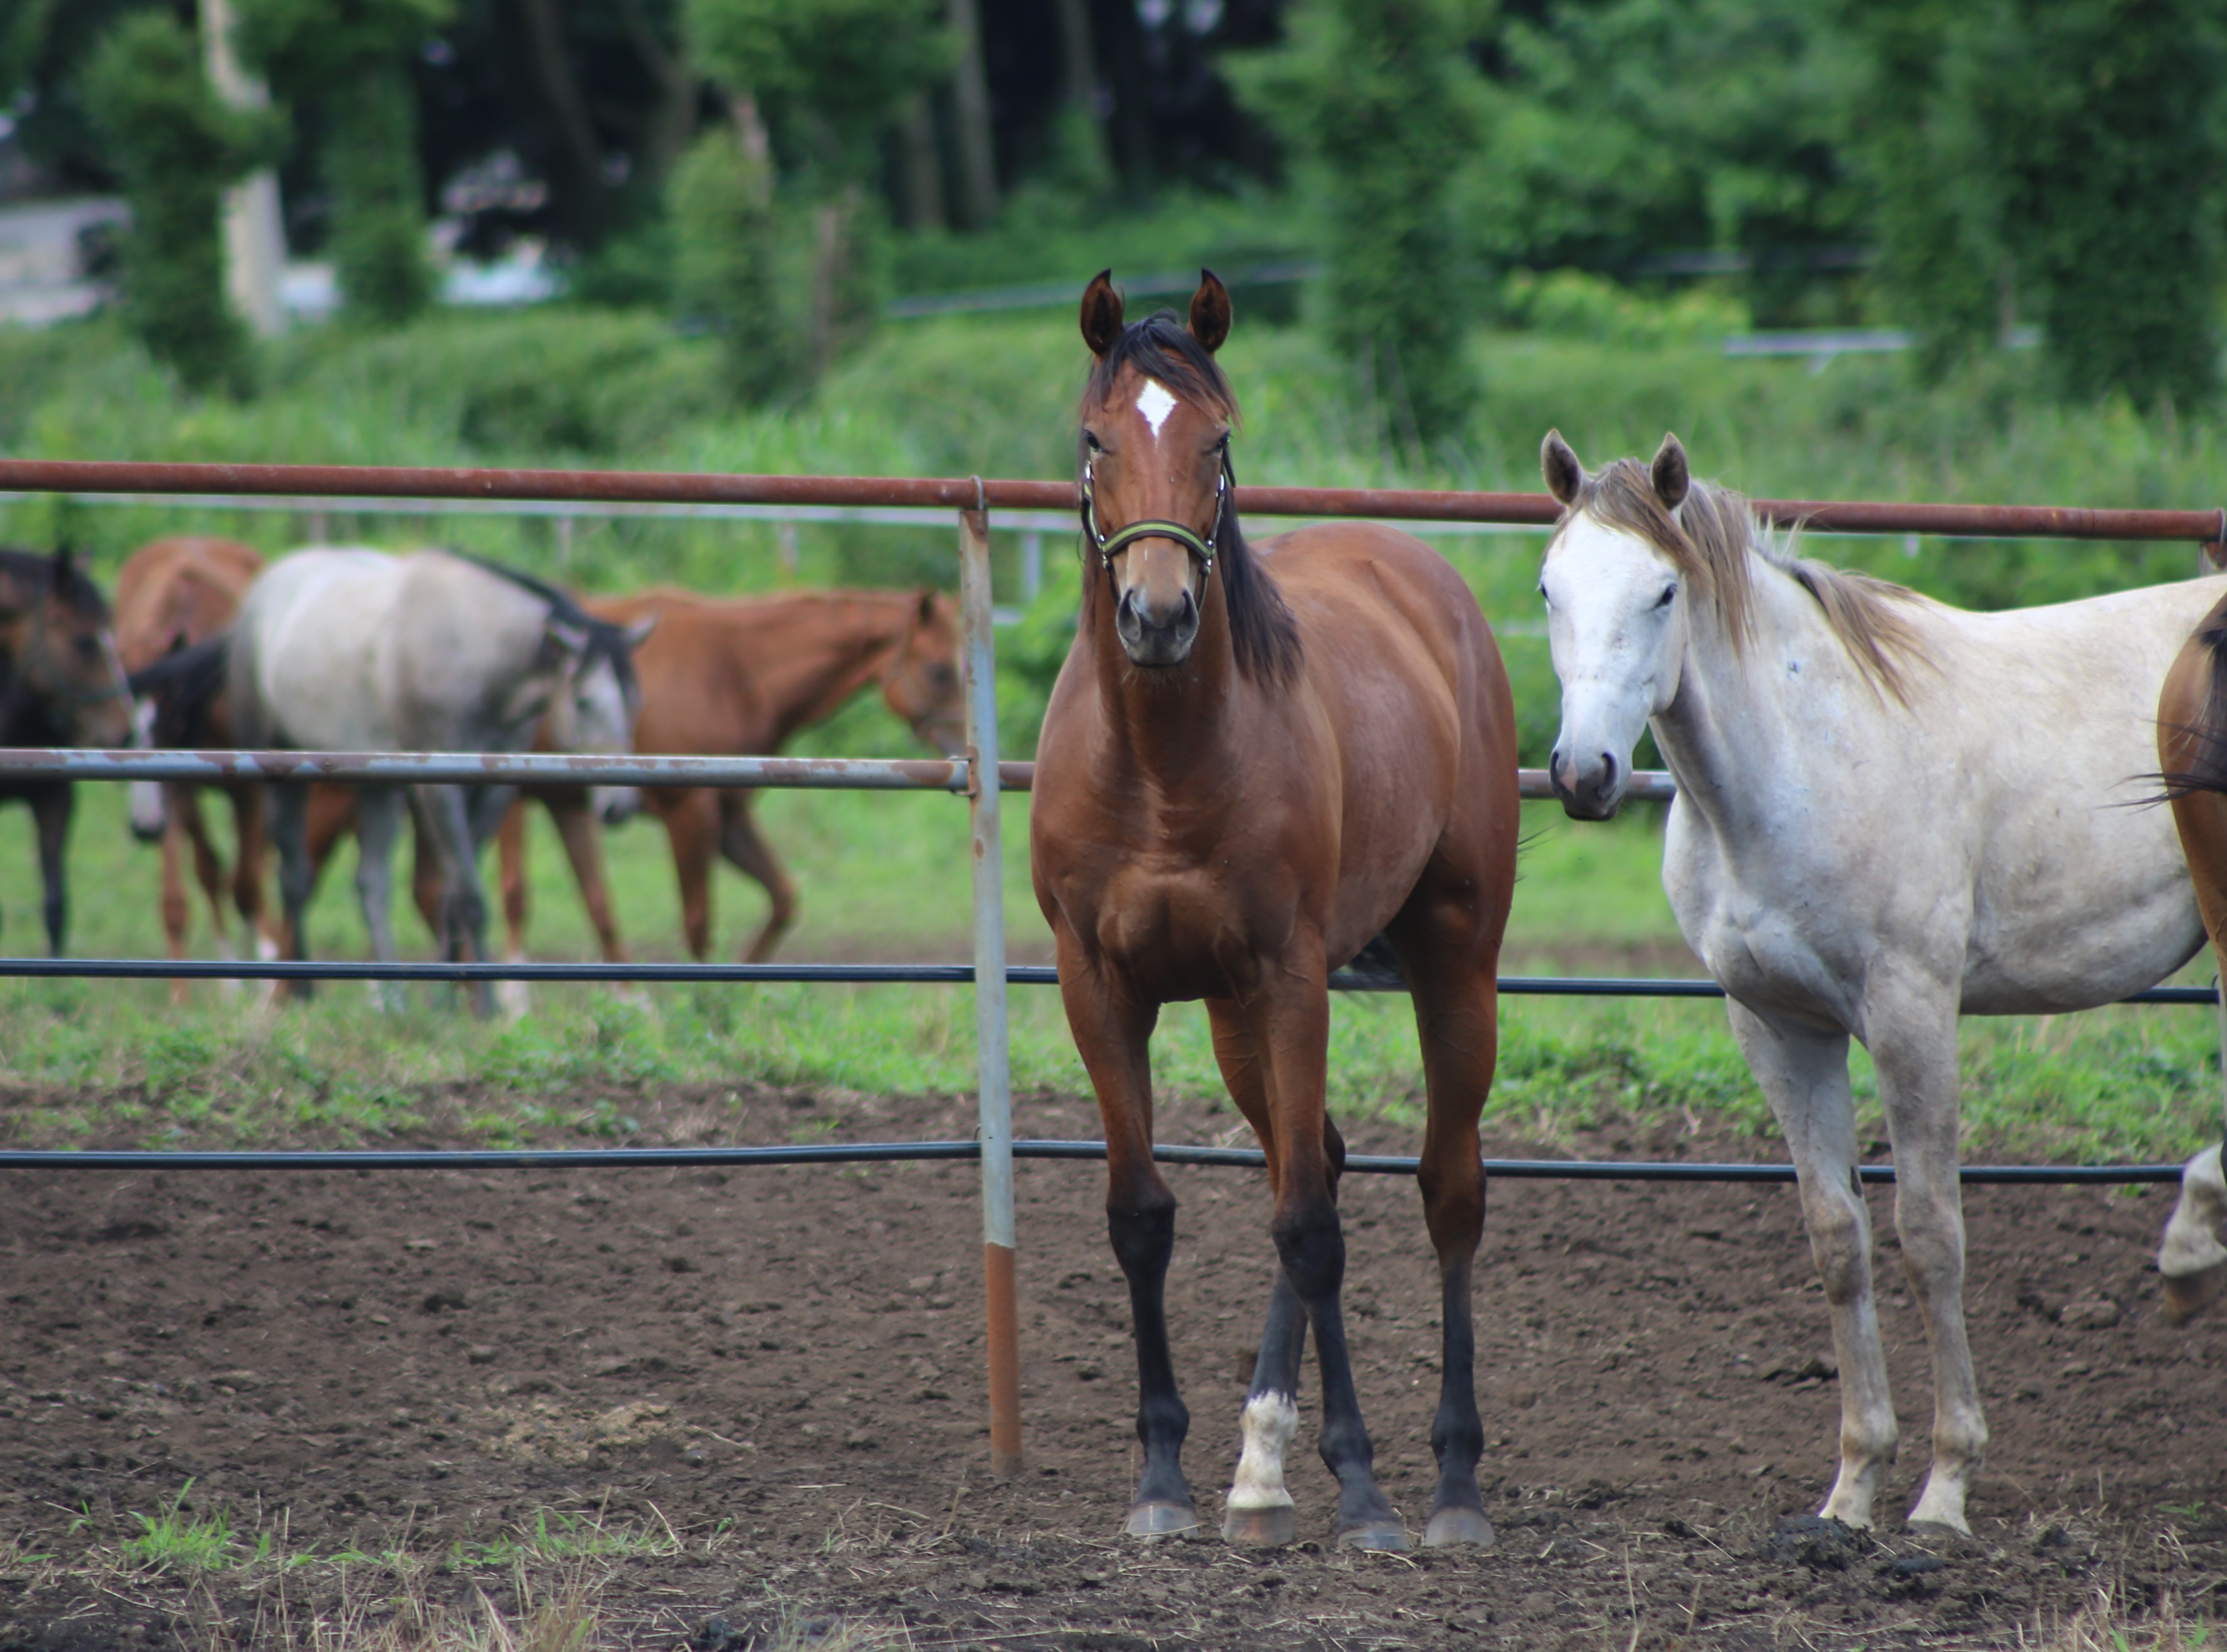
[684,0,949,174]
[235,0,451,326]
[79,11,273,396]
[1845,0,2226,407]
[672,129,799,404]
[1230,0,1487,446]
[1467,0,1866,327]
[120,1484,254,1573]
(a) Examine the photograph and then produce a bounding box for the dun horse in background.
[229,548,649,1014]
[114,537,271,995]
[0,546,137,954]
[1537,431,2226,1534]
[1032,273,1519,1550]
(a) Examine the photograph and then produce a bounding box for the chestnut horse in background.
[114,537,271,996]
[1032,273,1518,1551]
[491,587,964,965]
[2155,592,2227,1321]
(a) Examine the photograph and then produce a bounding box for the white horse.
[229,547,651,1014]
[1536,431,2225,1534]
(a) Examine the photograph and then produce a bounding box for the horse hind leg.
[2160,996,2227,1321]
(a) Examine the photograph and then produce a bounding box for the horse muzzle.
[593,785,642,827]
[128,780,168,843]
[1115,585,1201,667]
[1550,745,1626,821]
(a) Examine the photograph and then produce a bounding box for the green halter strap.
[1080,451,1231,578]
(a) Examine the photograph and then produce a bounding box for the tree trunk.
[196,0,285,336]
[943,0,998,226]
[898,90,945,231]
[615,0,697,189]
[507,0,611,248]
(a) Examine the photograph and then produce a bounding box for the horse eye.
[1535,580,1550,606]
[1655,585,1677,609]
[74,636,100,659]
[1084,430,1104,452]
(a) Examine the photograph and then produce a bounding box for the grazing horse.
[494,586,966,967]
[229,548,650,1014]
[2152,597,2227,1321]
[113,536,272,995]
[1537,431,2224,1534]
[0,546,137,954]
[1032,272,1519,1550]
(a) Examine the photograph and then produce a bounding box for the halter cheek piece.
[1080,449,1232,580]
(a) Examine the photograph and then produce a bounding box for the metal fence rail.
[4,455,2224,1478]
[0,1140,2181,1184]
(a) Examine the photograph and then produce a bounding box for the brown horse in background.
[114,537,271,996]
[0,545,137,954]
[494,586,964,965]
[2155,592,2227,1318]
[304,586,964,972]
[1031,273,1519,1550]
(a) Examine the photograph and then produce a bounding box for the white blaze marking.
[1225,1390,1298,1512]
[1136,378,1178,437]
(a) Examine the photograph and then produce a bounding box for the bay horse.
[2151,595,2227,1322]
[1538,431,2224,1534]
[113,536,273,996]
[229,548,651,1014]
[1032,272,1518,1550]
[0,546,137,954]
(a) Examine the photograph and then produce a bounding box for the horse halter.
[1080,447,1232,579]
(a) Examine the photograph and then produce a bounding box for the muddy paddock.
[3,1082,2226,1649]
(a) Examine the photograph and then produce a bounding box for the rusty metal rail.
[3,458,2221,541]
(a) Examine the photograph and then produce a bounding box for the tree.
[235,0,452,325]
[679,0,949,391]
[82,9,273,393]
[1230,0,1489,447]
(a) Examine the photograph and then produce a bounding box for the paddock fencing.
[0,455,2222,1473]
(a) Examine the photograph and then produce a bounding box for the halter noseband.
[1080,449,1231,579]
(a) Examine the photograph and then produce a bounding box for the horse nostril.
[1599,752,1619,788]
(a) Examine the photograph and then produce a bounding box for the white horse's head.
[127,698,167,842]
[1536,430,1693,820]
[541,612,656,756]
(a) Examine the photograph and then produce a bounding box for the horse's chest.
[1092,859,1276,995]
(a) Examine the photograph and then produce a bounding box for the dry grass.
[2028,1586,2216,1651]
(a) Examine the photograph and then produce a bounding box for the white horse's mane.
[1563,460,1929,702]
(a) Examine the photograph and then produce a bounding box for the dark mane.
[1079,310,1301,687]
[2160,616,2227,800]
[0,545,109,618]
[454,550,639,698]
[128,634,230,747]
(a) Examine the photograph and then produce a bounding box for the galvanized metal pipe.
[0,749,1664,802]
[0,1139,2182,1184]
[1,459,2219,541]
[958,495,1023,1477]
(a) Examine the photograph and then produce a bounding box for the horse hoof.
[1221,1505,1296,1547]
[1337,1522,1413,1553]
[1424,1508,1495,1549]
[1124,1502,1201,1539]
[2163,1262,2227,1324]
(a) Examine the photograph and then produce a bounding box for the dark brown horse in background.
[1031,273,1519,1550]
[114,537,272,998]
[0,546,137,954]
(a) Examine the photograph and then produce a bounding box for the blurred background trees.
[0,0,2220,423]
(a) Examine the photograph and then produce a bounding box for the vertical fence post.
[959,482,1023,1477]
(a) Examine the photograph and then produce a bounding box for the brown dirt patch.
[1,1084,2223,1648]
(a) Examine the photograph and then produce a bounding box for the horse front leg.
[1867,982,1984,1534]
[1207,999,1308,1545]
[1727,1001,1896,1528]
[31,785,71,956]
[352,786,409,1013]
[268,784,316,999]
[1059,940,1193,1537]
[1256,969,1407,1551]
[415,784,495,1018]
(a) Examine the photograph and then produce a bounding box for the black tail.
[128,634,229,748]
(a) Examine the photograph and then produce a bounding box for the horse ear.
[1080,270,1123,357]
[915,589,939,627]
[1541,430,1585,506]
[51,542,74,587]
[621,613,658,651]
[545,616,591,658]
[1188,269,1232,354]
[1650,433,1690,512]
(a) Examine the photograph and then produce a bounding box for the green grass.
[117,1483,266,1573]
[2,289,2226,1165]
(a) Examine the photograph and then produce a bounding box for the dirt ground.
[3,1080,2226,1649]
